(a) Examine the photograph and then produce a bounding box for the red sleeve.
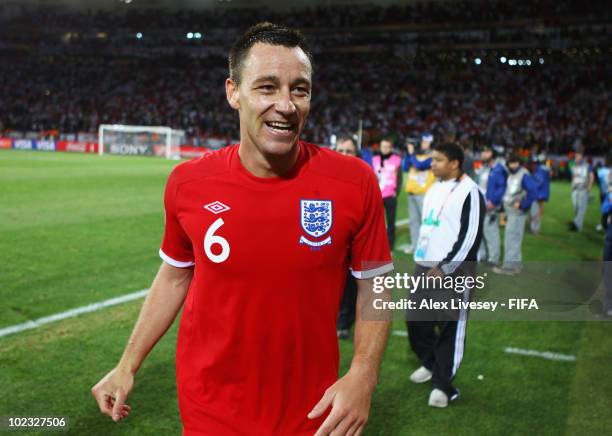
[350,167,394,279]
[159,169,194,268]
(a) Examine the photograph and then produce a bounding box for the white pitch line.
[393,331,576,362]
[396,218,409,226]
[504,347,576,362]
[0,289,149,339]
[0,302,582,364]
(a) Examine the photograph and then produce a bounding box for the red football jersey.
[160,141,393,435]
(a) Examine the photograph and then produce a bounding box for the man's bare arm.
[351,278,391,390]
[309,277,391,436]
[116,261,193,374]
[91,261,193,422]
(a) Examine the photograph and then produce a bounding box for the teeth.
[268,121,292,129]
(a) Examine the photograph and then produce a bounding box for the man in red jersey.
[92,23,393,436]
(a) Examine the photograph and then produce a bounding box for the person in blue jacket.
[595,154,611,231]
[476,145,507,265]
[529,154,551,234]
[360,144,374,169]
[602,192,612,317]
[493,154,537,275]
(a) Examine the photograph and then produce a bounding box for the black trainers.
[449,388,460,402]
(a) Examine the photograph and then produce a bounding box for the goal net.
[98,124,184,159]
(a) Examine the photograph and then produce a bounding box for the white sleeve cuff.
[159,248,195,268]
[351,262,394,279]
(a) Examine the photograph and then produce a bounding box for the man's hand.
[407,143,415,155]
[514,200,521,210]
[427,266,445,278]
[308,277,388,435]
[89,262,192,423]
[486,200,495,211]
[308,368,375,436]
[91,366,134,422]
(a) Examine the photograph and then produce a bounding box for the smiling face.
[226,43,312,160]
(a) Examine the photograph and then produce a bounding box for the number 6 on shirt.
[204,218,230,263]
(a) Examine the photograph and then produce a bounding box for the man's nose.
[274,89,297,115]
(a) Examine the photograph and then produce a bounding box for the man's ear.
[226,78,240,110]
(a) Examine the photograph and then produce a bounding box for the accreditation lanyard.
[435,174,465,222]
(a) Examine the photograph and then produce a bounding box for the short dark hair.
[507,153,521,164]
[433,143,464,168]
[336,133,355,145]
[481,145,497,158]
[229,22,313,85]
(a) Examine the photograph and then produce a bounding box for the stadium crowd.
[0,0,610,153]
[2,0,608,35]
[1,52,609,153]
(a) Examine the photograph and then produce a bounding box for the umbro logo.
[203,201,231,214]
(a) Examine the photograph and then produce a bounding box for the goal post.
[98,124,185,159]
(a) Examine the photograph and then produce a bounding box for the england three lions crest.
[300,199,333,247]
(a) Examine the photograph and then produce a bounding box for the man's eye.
[258,85,275,91]
[293,87,309,95]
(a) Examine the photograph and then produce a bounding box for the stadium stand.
[0,0,609,152]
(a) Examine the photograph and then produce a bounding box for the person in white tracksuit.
[407,143,485,409]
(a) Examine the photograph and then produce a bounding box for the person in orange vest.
[403,132,436,253]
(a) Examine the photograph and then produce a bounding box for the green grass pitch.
[0,149,610,435]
